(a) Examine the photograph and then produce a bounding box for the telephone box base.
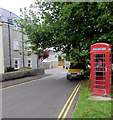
[92,89,110,96]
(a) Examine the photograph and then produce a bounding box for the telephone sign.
[93,48,106,50]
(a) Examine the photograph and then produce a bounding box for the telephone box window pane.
[95,54,103,58]
[103,63,105,67]
[96,76,105,79]
[95,63,105,67]
[96,63,102,67]
[96,72,105,76]
[95,54,105,62]
[95,81,105,84]
[95,54,105,58]
[95,59,105,62]
[94,85,105,89]
[96,68,105,71]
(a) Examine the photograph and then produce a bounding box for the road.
[2,67,81,118]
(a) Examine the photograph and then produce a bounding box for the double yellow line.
[57,82,82,119]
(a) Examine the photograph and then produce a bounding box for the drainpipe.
[37,55,39,68]
[0,22,4,73]
[8,23,12,68]
[21,27,25,67]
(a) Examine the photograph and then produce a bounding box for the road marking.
[56,75,65,80]
[57,81,81,119]
[0,75,52,90]
[61,72,67,74]
[62,84,81,119]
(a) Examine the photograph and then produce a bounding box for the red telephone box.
[90,43,112,95]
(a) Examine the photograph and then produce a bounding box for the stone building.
[0,8,38,73]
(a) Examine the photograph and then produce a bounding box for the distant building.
[43,51,60,62]
[39,51,62,69]
[0,8,38,73]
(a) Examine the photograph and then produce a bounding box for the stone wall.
[39,61,58,69]
[1,68,44,82]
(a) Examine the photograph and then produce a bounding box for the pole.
[8,23,12,68]
[22,27,25,67]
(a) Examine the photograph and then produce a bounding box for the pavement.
[0,74,50,89]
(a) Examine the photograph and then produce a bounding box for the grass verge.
[73,79,113,118]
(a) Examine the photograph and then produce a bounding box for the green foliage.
[4,67,18,73]
[17,2,113,65]
[19,67,32,71]
[23,67,32,69]
[58,55,63,61]
[39,50,49,60]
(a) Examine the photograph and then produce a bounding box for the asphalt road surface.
[2,66,81,118]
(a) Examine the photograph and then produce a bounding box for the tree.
[17,2,113,65]
[39,50,49,61]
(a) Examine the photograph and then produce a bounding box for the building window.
[14,60,19,69]
[55,55,57,58]
[27,60,32,67]
[27,43,32,52]
[13,41,19,50]
[13,25,18,31]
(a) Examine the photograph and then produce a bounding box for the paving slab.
[88,96,113,101]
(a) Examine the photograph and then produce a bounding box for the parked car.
[67,61,86,80]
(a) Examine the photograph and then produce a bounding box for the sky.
[0,0,35,16]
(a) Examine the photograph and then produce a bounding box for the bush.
[84,69,90,76]
[22,67,32,69]
[4,67,18,73]
[19,67,32,71]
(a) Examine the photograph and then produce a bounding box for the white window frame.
[13,25,18,31]
[13,41,19,50]
[27,60,32,67]
[27,43,32,52]
[14,60,19,69]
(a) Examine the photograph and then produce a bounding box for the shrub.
[84,69,90,76]
[4,67,18,73]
